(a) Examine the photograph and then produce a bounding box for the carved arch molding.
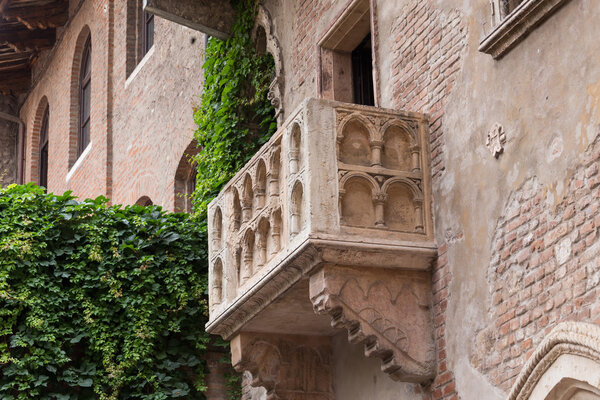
[508,322,600,400]
[252,5,284,125]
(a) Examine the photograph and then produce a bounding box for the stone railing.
[206,98,437,387]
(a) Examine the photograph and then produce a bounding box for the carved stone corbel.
[231,332,334,400]
[309,264,435,383]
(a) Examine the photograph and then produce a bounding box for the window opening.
[142,10,154,55]
[39,106,49,190]
[500,0,525,18]
[78,36,91,157]
[351,34,375,106]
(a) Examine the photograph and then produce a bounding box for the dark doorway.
[351,34,375,106]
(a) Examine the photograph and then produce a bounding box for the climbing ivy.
[0,184,211,400]
[192,0,277,219]
[190,1,276,397]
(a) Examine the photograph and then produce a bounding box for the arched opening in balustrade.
[290,181,304,235]
[289,123,302,174]
[255,159,267,208]
[212,207,223,251]
[340,174,376,228]
[270,208,282,255]
[268,145,281,198]
[383,182,416,232]
[382,124,413,171]
[339,118,371,166]
[242,174,254,223]
[256,217,270,268]
[232,187,242,230]
[241,229,255,284]
[382,178,423,232]
[211,258,223,306]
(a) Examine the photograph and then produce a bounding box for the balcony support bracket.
[309,264,436,383]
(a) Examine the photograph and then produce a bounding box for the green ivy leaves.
[192,0,277,220]
[0,184,210,399]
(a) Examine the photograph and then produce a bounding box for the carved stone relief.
[309,265,435,383]
[231,332,334,400]
[336,111,425,233]
[253,5,285,124]
[486,122,506,158]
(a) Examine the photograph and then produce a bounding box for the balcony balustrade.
[206,98,437,393]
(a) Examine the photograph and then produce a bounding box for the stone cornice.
[479,0,572,59]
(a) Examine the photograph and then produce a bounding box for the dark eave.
[0,0,68,95]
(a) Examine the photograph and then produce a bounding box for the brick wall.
[19,0,204,210]
[291,0,333,95]
[473,132,600,391]
[20,0,110,199]
[390,0,467,182]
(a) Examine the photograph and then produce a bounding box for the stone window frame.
[479,0,572,59]
[317,0,381,107]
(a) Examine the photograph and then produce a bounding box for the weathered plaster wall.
[331,333,418,400]
[433,0,600,399]
[259,0,600,399]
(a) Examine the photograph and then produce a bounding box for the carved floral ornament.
[508,322,600,400]
[486,122,506,158]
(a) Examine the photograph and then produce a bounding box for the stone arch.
[337,114,374,167]
[256,217,270,268]
[255,158,267,209]
[289,122,302,174]
[212,206,223,251]
[240,228,255,285]
[211,257,224,306]
[253,5,284,123]
[241,174,254,223]
[69,25,92,169]
[508,322,600,400]
[381,122,416,171]
[339,173,377,228]
[290,181,304,235]
[380,178,422,232]
[174,140,199,213]
[29,96,49,185]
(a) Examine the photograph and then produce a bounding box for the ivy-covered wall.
[0,184,211,400]
[192,0,276,218]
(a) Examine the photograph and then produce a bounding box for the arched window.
[174,140,199,213]
[78,35,91,157]
[39,106,49,190]
[136,196,153,206]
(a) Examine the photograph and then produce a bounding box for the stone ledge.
[479,0,572,59]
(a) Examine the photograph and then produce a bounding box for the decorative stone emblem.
[486,123,506,158]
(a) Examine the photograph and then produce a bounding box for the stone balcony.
[206,98,437,394]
